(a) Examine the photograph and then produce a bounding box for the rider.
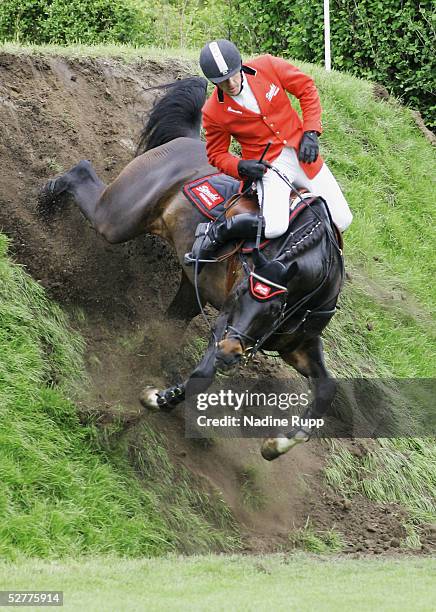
[185,39,352,263]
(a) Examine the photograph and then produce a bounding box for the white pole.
[324,0,331,71]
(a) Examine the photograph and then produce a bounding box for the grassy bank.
[0,41,199,62]
[301,63,436,543]
[0,234,238,559]
[0,44,435,558]
[0,555,435,611]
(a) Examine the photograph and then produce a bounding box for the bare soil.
[0,51,430,555]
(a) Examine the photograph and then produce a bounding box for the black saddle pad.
[183,172,323,253]
[183,172,240,220]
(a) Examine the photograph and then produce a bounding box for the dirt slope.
[0,51,411,554]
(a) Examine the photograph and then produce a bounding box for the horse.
[40,76,344,461]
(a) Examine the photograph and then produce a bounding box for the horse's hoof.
[261,431,310,461]
[139,386,161,411]
[38,179,57,203]
[38,176,68,210]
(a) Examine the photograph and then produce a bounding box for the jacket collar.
[216,64,257,103]
[242,64,257,76]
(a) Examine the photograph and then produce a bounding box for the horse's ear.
[286,261,298,281]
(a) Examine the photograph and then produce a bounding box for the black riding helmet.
[199,39,242,84]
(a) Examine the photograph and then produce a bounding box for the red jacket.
[202,54,323,180]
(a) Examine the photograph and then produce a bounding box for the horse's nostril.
[215,346,242,369]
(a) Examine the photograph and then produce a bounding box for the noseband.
[195,163,344,363]
[219,267,288,357]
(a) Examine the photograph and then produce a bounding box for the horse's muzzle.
[215,337,244,370]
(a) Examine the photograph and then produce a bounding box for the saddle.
[182,172,330,254]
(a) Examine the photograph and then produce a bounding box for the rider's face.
[217,71,242,96]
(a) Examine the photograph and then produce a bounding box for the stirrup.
[183,253,218,266]
[194,222,210,238]
[184,221,220,266]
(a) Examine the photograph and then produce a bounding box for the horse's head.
[215,252,298,370]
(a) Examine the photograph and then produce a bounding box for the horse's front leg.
[140,313,228,411]
[261,336,337,460]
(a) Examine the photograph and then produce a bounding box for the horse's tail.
[135,77,208,156]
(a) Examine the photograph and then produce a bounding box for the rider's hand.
[238,159,269,181]
[298,131,319,164]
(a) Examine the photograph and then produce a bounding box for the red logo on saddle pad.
[192,181,225,210]
[253,282,272,297]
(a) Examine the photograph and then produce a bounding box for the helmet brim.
[208,66,241,84]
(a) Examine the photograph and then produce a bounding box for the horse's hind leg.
[40,160,106,225]
[261,336,337,460]
[166,270,201,324]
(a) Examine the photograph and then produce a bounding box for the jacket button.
[276,131,280,134]
[263,116,267,120]
[283,140,287,144]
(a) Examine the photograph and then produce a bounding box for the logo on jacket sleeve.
[266,83,279,102]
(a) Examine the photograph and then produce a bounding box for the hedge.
[230,0,435,128]
[0,0,147,45]
[0,0,433,128]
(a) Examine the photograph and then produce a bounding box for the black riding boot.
[184,213,262,265]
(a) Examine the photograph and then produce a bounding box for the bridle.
[222,240,338,362]
[193,154,344,362]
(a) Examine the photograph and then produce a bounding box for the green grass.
[313,65,435,314]
[238,465,266,511]
[0,232,168,559]
[325,438,436,548]
[297,64,435,535]
[117,423,240,553]
[0,555,435,612]
[0,234,238,560]
[289,521,345,553]
[0,41,200,63]
[0,44,435,559]
[324,282,435,379]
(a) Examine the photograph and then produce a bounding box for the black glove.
[238,159,269,181]
[298,131,319,163]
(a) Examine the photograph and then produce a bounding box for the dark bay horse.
[40,77,344,460]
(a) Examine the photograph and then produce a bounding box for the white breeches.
[256,147,353,238]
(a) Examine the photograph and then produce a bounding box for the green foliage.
[2,0,432,127]
[0,0,232,48]
[231,0,435,128]
[0,0,148,45]
[138,0,231,49]
[0,235,165,558]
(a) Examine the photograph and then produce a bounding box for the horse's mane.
[136,77,208,156]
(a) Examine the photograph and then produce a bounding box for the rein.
[192,164,344,356]
[193,183,256,344]
[229,242,336,361]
